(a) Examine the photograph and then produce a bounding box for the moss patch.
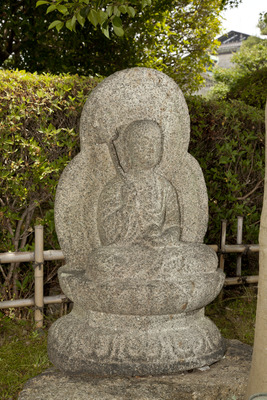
[0,314,51,400]
[206,286,257,346]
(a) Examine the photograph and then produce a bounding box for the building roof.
[217,30,250,45]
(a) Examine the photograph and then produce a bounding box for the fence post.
[34,225,44,328]
[218,220,227,301]
[236,216,243,277]
[219,220,227,271]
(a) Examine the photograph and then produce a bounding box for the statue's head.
[123,120,163,171]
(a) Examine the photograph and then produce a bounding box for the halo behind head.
[79,68,190,168]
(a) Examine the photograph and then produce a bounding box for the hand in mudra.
[136,225,180,247]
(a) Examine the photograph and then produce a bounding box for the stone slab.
[19,340,251,400]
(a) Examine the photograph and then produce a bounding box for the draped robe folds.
[97,171,180,247]
[86,170,218,281]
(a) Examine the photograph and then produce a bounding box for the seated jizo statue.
[87,119,218,282]
[48,68,226,376]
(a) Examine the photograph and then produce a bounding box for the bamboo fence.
[0,219,260,327]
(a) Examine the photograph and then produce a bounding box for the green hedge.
[187,95,265,245]
[0,70,265,299]
[0,70,98,300]
[1,70,98,252]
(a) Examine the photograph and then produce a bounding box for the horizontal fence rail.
[0,294,67,309]
[223,244,259,253]
[0,249,64,263]
[0,218,260,326]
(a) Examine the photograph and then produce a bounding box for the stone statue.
[87,118,218,283]
[48,67,225,376]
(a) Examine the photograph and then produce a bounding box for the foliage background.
[188,96,265,245]
[0,70,265,300]
[0,70,98,301]
[209,36,267,110]
[0,0,239,93]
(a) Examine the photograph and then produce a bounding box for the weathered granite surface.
[48,309,225,376]
[54,68,209,269]
[19,340,251,400]
[47,67,225,375]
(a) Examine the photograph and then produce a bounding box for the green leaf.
[71,15,77,29]
[88,9,98,27]
[112,16,124,37]
[80,5,90,18]
[127,6,135,17]
[65,15,77,31]
[46,4,57,13]
[77,12,85,27]
[56,21,64,32]
[106,5,113,17]
[97,10,108,26]
[112,16,122,28]
[66,19,73,30]
[36,0,49,7]
[48,20,63,30]
[57,5,68,15]
[118,5,127,13]
[113,6,121,16]
[113,25,124,36]
[141,0,151,8]
[101,21,110,39]
[16,280,22,290]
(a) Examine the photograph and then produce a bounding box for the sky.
[220,0,266,37]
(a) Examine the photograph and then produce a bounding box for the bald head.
[124,120,163,171]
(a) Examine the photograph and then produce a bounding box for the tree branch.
[14,202,36,251]
[19,206,36,250]
[237,180,263,201]
[0,264,8,281]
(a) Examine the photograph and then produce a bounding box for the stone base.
[19,340,251,400]
[48,308,225,375]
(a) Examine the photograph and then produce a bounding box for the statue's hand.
[161,226,180,245]
[135,225,180,247]
[143,225,161,238]
[133,225,161,246]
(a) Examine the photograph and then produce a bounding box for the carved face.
[124,120,163,171]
